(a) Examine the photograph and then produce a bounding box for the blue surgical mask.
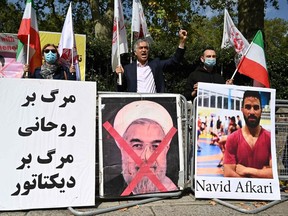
[44,51,57,64]
[204,58,216,68]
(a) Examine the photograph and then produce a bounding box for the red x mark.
[103,121,177,196]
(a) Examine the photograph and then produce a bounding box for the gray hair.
[133,39,150,52]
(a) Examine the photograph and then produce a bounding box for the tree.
[0,0,23,33]
[2,0,288,98]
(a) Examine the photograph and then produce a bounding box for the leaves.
[1,0,288,97]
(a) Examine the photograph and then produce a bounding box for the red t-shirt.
[224,128,271,169]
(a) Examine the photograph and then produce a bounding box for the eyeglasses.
[205,55,216,58]
[244,104,260,110]
[44,49,57,54]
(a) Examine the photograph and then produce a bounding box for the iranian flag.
[16,0,42,75]
[237,30,270,88]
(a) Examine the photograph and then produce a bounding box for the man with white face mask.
[184,47,233,102]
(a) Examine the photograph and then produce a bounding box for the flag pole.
[130,24,133,63]
[116,11,122,85]
[70,2,74,71]
[25,34,30,78]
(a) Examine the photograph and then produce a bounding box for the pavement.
[1,189,288,216]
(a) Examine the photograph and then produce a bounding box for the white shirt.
[136,61,156,93]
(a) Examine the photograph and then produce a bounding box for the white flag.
[111,0,128,72]
[221,9,249,56]
[58,2,81,80]
[131,0,152,40]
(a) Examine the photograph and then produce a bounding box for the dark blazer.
[117,47,185,92]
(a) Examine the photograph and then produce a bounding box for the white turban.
[113,100,173,137]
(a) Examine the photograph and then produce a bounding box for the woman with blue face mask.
[184,47,233,102]
[23,43,76,80]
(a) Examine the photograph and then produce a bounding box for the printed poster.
[98,94,184,197]
[194,82,280,200]
[0,33,23,78]
[0,78,96,210]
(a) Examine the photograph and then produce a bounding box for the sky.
[265,0,288,20]
[200,0,288,21]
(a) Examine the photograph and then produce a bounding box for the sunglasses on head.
[44,49,57,54]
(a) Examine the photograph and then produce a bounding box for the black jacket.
[184,66,225,101]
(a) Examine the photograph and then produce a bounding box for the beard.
[244,114,261,128]
[122,159,167,194]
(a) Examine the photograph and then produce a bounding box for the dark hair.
[202,46,215,55]
[242,90,262,107]
[0,55,5,67]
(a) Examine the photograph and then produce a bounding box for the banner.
[194,82,280,200]
[98,94,184,197]
[0,78,96,210]
[0,33,24,78]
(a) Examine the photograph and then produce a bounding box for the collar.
[137,60,148,67]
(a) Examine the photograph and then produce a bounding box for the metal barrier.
[275,99,288,180]
[68,95,288,215]
[68,93,191,215]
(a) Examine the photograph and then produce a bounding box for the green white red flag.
[16,0,42,75]
[237,30,270,88]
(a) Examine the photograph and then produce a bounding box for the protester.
[237,115,243,128]
[23,43,76,80]
[224,90,272,178]
[184,47,233,102]
[115,29,187,93]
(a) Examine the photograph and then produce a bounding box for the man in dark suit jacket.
[116,29,187,93]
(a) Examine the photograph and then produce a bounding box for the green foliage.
[1,0,288,98]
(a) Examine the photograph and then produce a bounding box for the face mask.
[44,51,57,64]
[204,58,216,68]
